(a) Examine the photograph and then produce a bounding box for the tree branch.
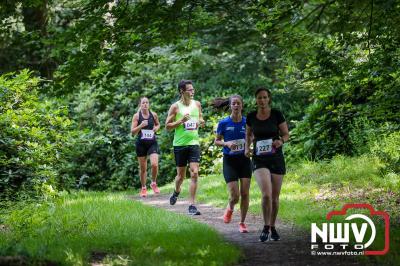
[368,0,373,55]
[291,4,322,29]
[307,1,335,31]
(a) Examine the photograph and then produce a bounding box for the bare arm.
[279,122,290,143]
[245,125,253,158]
[214,134,225,147]
[131,113,144,135]
[197,101,205,127]
[215,133,236,149]
[152,112,161,132]
[273,122,290,148]
[165,103,187,130]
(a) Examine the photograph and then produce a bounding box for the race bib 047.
[184,120,198,130]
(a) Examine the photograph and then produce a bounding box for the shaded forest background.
[1,0,399,200]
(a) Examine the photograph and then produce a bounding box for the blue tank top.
[216,116,246,156]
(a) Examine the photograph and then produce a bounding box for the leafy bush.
[0,70,75,200]
[370,131,400,174]
[287,35,400,160]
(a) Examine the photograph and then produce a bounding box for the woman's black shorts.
[135,141,159,157]
[252,152,286,175]
[223,154,252,183]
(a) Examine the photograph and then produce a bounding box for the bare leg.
[188,162,199,205]
[149,153,159,182]
[270,174,284,226]
[226,181,239,210]
[239,178,251,223]
[175,166,186,193]
[254,168,272,226]
[138,156,147,187]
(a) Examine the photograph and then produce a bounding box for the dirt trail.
[133,193,371,266]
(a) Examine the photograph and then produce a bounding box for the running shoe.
[223,208,233,223]
[140,187,147,198]
[150,182,160,194]
[188,205,201,215]
[259,226,270,242]
[270,226,280,241]
[239,222,248,233]
[169,190,179,205]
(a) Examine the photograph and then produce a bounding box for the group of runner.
[131,80,289,242]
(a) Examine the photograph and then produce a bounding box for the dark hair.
[211,95,243,111]
[255,87,272,104]
[178,80,193,93]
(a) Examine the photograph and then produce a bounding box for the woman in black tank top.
[136,110,156,143]
[245,88,290,242]
[131,97,161,197]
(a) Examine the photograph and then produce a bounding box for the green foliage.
[348,119,400,174]
[370,131,400,174]
[0,191,240,265]
[285,34,400,159]
[0,70,74,199]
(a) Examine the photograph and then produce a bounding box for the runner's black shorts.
[223,154,252,183]
[252,152,286,175]
[173,145,200,167]
[135,140,159,157]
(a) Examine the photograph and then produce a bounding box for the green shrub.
[0,70,75,200]
[286,36,400,160]
[370,131,400,174]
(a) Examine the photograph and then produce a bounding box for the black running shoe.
[259,227,270,242]
[169,191,179,205]
[188,205,201,215]
[270,227,280,241]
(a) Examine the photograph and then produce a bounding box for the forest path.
[131,193,366,266]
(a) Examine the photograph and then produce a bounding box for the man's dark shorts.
[173,145,200,167]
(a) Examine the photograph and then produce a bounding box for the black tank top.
[246,109,286,155]
[137,110,156,143]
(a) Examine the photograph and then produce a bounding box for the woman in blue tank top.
[213,95,252,233]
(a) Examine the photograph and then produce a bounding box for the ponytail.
[211,95,243,111]
[211,97,230,111]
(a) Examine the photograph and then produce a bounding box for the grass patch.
[0,191,240,266]
[164,154,399,265]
